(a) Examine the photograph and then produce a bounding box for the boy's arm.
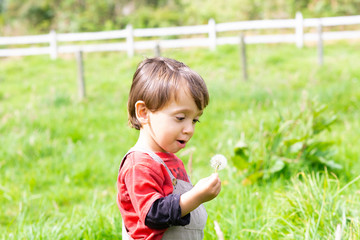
[145,194,190,229]
[179,173,221,217]
[145,173,221,228]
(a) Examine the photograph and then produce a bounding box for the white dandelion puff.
[210,154,228,172]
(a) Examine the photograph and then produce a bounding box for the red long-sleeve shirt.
[117,151,190,240]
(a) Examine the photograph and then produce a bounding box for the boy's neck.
[135,129,164,153]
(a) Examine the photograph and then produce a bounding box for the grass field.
[1,41,360,239]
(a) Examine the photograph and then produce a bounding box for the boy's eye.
[193,119,200,124]
[176,116,185,121]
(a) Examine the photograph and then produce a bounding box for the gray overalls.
[120,147,208,240]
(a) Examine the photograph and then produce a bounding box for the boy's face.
[145,86,203,153]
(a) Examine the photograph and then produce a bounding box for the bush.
[232,98,341,185]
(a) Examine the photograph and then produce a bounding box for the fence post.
[76,50,86,100]
[49,30,58,60]
[154,42,161,57]
[239,33,248,81]
[208,18,216,51]
[317,20,323,66]
[126,24,134,57]
[295,12,304,48]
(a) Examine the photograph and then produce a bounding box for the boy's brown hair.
[128,57,209,130]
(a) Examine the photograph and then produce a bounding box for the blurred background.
[1,0,360,35]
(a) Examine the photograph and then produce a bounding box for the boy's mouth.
[177,140,188,148]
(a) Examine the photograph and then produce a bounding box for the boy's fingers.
[211,173,219,178]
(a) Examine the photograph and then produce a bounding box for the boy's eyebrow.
[172,107,203,116]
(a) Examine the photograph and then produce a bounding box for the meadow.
[1,41,360,239]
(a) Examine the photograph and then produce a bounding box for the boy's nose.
[183,122,194,135]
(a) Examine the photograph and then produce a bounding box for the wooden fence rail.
[1,13,360,59]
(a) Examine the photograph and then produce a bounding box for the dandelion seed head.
[210,154,227,171]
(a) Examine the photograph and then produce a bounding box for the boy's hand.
[179,173,221,217]
[192,173,221,203]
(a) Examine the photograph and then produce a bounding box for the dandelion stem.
[215,164,219,173]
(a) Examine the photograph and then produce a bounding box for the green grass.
[1,41,360,239]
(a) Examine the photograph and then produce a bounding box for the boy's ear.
[135,100,149,125]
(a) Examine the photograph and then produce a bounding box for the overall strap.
[120,146,177,186]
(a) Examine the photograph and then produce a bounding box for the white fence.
[1,12,360,59]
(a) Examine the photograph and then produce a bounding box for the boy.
[117,57,221,239]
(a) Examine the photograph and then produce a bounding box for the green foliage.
[25,4,54,31]
[1,0,360,35]
[124,6,183,29]
[231,98,341,185]
[0,0,4,13]
[300,0,360,17]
